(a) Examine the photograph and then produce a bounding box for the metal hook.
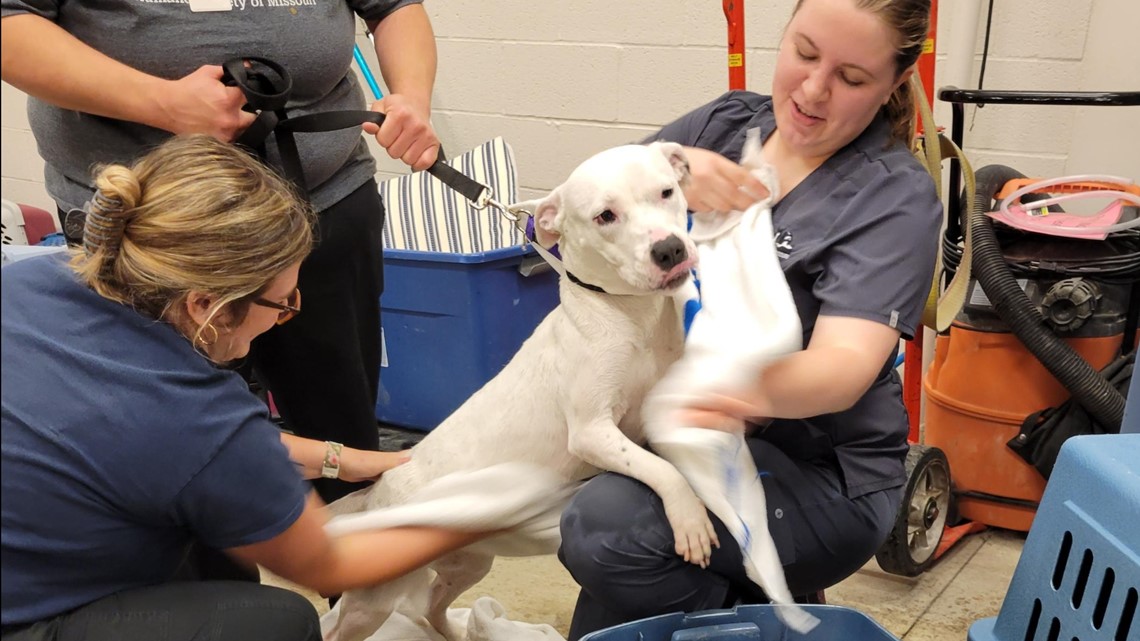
[474,192,530,224]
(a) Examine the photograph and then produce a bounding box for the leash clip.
[475,193,530,225]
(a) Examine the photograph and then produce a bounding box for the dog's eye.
[594,210,618,225]
[662,188,674,199]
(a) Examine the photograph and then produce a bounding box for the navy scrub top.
[1,255,308,626]
[654,91,942,498]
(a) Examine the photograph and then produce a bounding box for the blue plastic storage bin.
[376,244,559,431]
[968,434,1138,641]
[580,605,898,641]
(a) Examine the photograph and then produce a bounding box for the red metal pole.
[917,0,938,107]
[904,0,938,443]
[724,0,746,90]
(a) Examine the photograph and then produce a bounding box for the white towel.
[646,128,819,634]
[326,594,563,641]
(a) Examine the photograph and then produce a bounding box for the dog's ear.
[532,191,563,248]
[512,192,562,249]
[648,141,691,187]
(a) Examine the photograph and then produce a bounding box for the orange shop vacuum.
[924,161,1138,533]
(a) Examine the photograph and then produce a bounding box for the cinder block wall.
[3,0,1137,217]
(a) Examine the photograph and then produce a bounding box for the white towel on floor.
[645,128,819,634]
[327,595,563,641]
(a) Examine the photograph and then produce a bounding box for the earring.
[198,322,219,347]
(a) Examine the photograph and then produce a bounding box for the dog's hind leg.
[426,550,495,640]
[324,585,398,641]
[323,568,428,641]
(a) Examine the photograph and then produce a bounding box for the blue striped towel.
[379,137,521,253]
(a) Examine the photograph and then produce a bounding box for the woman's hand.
[678,317,904,426]
[365,94,440,171]
[0,16,254,139]
[338,449,412,483]
[153,65,256,141]
[675,392,767,435]
[682,146,770,214]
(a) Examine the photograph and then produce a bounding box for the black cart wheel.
[875,444,951,577]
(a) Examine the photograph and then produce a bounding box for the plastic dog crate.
[580,605,898,641]
[968,434,1139,641]
[376,244,558,431]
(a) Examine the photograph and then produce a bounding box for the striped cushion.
[379,137,521,253]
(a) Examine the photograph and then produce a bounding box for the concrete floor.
[268,526,1024,640]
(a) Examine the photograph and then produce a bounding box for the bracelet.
[321,441,344,479]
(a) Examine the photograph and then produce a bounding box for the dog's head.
[518,142,697,295]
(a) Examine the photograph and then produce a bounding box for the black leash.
[221,57,486,203]
[222,57,612,294]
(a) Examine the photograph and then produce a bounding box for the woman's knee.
[47,582,320,641]
[558,473,674,584]
[244,586,322,641]
[784,487,901,595]
[560,474,741,621]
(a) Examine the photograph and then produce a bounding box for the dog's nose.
[650,235,688,271]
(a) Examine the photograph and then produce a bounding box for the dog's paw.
[662,493,720,568]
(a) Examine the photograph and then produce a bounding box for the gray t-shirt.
[655,91,942,497]
[2,0,421,213]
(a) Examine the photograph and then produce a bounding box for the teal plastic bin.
[376,244,559,431]
[580,605,898,641]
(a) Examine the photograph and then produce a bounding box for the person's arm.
[279,433,409,482]
[0,13,253,138]
[227,492,489,595]
[685,156,942,430]
[679,315,900,431]
[362,3,440,170]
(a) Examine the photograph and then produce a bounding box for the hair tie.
[82,190,128,261]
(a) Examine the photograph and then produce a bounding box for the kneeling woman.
[1,136,482,641]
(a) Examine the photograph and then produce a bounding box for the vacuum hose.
[968,164,1127,430]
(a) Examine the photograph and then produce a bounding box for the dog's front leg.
[568,416,719,567]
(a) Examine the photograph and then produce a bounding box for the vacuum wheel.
[875,444,951,577]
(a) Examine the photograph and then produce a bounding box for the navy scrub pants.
[558,438,903,641]
[0,582,320,641]
[251,179,386,503]
[1,544,317,641]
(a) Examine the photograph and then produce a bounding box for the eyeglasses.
[252,288,301,325]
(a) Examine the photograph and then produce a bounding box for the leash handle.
[220,56,489,206]
[221,57,291,111]
[222,57,292,155]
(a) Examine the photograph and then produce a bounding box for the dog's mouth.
[657,259,696,290]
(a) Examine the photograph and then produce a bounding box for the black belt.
[221,57,488,203]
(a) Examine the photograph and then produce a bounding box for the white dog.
[324,142,719,641]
